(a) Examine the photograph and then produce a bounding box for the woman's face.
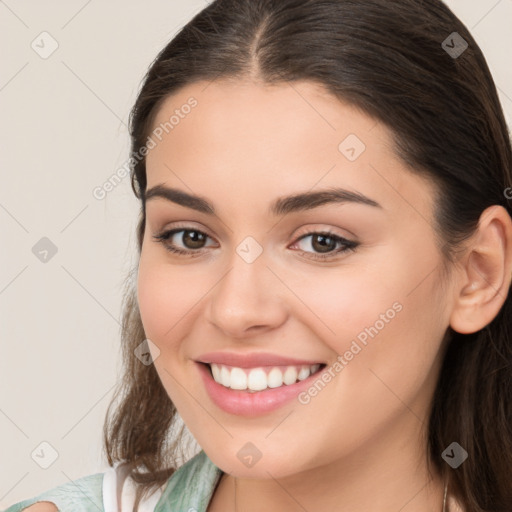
[137,79,454,479]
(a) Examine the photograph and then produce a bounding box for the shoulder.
[156,449,223,511]
[19,505,58,512]
[3,472,104,512]
[4,452,223,512]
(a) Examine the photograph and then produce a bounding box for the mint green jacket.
[3,450,223,512]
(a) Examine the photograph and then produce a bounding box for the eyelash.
[152,225,359,261]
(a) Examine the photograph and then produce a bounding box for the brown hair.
[103,1,512,510]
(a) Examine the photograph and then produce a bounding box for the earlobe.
[449,205,512,335]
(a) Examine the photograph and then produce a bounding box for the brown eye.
[310,234,337,253]
[152,228,216,257]
[291,231,358,261]
[153,226,358,261]
[180,230,208,249]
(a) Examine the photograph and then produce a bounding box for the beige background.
[1,0,511,507]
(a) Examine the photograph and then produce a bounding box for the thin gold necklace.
[234,478,449,511]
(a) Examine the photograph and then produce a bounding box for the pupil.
[313,234,334,253]
[184,231,205,248]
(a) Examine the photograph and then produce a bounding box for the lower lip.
[196,362,324,417]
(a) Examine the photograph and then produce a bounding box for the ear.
[450,205,512,334]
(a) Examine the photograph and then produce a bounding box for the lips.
[196,351,325,369]
[196,360,327,416]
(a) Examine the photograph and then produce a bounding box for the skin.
[135,79,512,512]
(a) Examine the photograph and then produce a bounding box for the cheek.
[136,254,200,348]
[288,262,400,355]
[136,255,209,413]
[280,252,446,458]
[292,242,447,377]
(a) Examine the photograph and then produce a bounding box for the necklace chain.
[234,477,449,511]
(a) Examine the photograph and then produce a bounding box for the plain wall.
[1,0,511,507]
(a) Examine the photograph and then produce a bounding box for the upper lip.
[196,351,325,368]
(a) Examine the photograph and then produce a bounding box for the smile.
[209,363,323,392]
[196,361,327,416]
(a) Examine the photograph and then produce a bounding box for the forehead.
[145,79,437,220]
[148,78,378,156]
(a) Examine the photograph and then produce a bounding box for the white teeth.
[297,367,311,381]
[247,368,267,391]
[283,366,298,385]
[211,363,221,382]
[230,367,247,390]
[220,366,231,387]
[267,367,283,388]
[209,363,322,392]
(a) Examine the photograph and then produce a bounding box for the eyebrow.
[144,183,382,216]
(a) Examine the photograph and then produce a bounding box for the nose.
[205,247,288,339]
